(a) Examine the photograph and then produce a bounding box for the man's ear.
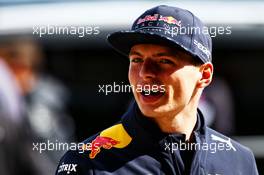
[197,62,213,88]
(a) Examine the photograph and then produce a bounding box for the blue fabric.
[55,102,259,175]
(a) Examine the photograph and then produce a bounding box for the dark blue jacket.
[56,102,259,175]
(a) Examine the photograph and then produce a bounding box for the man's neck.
[153,108,198,141]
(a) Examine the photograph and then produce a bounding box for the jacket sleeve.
[55,150,93,175]
[249,150,259,175]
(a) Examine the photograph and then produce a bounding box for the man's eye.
[131,58,143,63]
[159,59,174,64]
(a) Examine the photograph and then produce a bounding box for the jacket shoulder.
[55,122,132,175]
[206,127,251,153]
[205,127,259,174]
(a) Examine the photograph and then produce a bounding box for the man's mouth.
[139,89,165,104]
[141,89,165,96]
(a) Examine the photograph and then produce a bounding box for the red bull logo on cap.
[88,124,132,159]
[136,14,181,27]
[159,15,181,26]
[137,14,159,25]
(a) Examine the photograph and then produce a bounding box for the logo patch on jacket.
[211,134,236,151]
[57,163,77,174]
[89,124,132,159]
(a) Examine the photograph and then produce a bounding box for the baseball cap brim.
[107,30,196,58]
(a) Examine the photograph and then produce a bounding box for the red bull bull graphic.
[159,15,181,26]
[88,124,132,159]
[89,136,120,159]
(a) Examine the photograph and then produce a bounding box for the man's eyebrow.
[129,51,142,57]
[153,52,178,57]
[129,50,180,57]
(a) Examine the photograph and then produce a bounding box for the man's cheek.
[128,68,138,84]
[128,74,134,86]
[128,70,133,84]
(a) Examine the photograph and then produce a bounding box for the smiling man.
[128,44,210,139]
[56,5,259,175]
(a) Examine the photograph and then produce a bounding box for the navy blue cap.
[107,5,212,63]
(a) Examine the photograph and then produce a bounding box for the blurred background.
[0,0,263,174]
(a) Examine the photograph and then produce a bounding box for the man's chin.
[138,102,179,118]
[138,104,165,118]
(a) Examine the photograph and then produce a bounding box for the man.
[56,5,259,175]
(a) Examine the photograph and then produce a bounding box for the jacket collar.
[121,100,206,145]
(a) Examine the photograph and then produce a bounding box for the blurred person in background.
[0,36,75,175]
[0,56,33,175]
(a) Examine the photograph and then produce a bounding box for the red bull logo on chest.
[88,124,132,159]
[89,136,120,159]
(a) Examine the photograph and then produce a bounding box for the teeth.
[142,89,160,96]
[143,90,150,95]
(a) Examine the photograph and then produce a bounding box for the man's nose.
[139,59,157,80]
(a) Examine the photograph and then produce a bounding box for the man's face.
[128,44,203,118]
